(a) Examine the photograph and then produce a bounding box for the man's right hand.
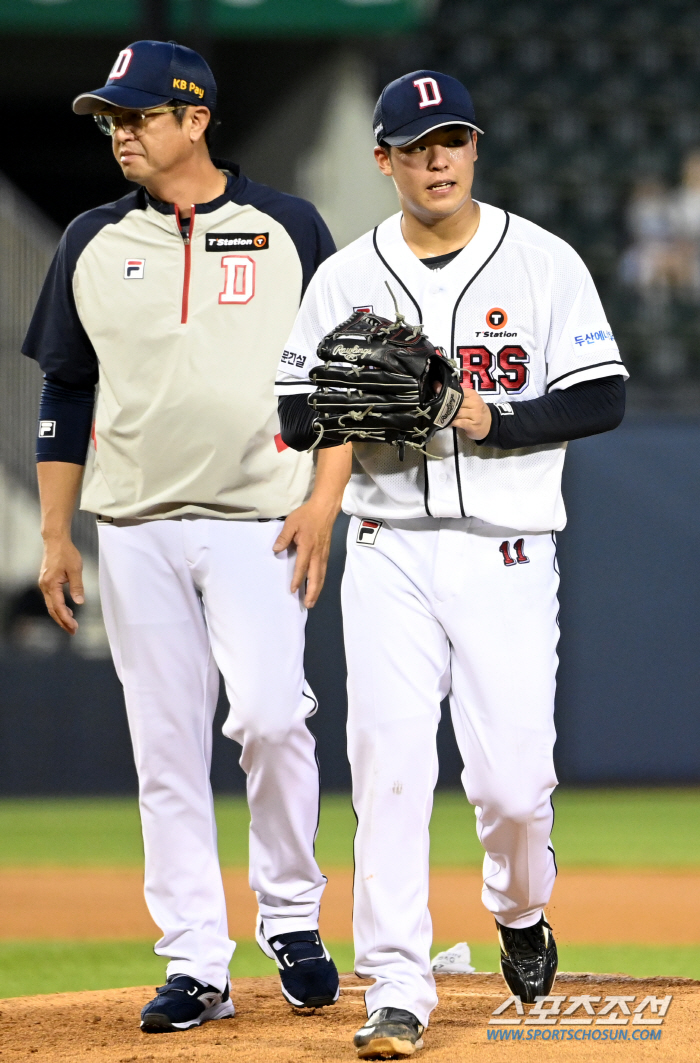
[451,383,492,440]
[39,537,85,634]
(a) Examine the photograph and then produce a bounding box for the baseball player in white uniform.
[276,70,627,1058]
[25,41,343,1031]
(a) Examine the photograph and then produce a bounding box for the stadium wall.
[0,419,697,793]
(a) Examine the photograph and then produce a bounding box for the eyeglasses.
[93,105,180,136]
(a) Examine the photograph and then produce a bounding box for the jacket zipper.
[175,203,195,324]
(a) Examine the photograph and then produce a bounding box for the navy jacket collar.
[143,159,245,215]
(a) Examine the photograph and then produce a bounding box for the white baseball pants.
[98,517,326,992]
[343,515,559,1026]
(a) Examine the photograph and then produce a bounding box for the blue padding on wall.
[0,420,697,792]
[555,419,700,783]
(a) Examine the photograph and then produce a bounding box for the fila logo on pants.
[500,539,529,566]
[357,519,383,546]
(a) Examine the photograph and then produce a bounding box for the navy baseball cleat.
[497,914,558,1004]
[354,1008,425,1059]
[140,974,234,1032]
[256,917,339,1008]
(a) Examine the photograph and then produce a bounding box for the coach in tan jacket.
[24,40,345,1031]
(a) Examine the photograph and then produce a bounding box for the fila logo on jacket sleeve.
[219,254,255,304]
[124,259,145,279]
[413,77,442,108]
[357,519,383,546]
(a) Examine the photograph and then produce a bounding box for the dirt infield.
[1,868,698,943]
[1,973,697,1062]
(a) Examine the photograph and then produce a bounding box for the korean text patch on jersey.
[571,323,618,355]
[280,349,307,372]
[206,232,269,251]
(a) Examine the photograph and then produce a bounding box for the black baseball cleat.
[256,918,339,1008]
[354,1008,425,1059]
[497,914,558,1004]
[140,974,234,1032]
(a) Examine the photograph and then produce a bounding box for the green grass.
[0,799,142,867]
[1,790,699,869]
[0,939,283,999]
[1,791,697,1000]
[0,940,167,998]
[549,789,700,869]
[553,945,700,980]
[427,789,700,868]
[439,943,700,980]
[0,941,697,999]
[465,943,700,980]
[0,940,358,999]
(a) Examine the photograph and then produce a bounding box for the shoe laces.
[500,922,548,961]
[367,1008,423,1033]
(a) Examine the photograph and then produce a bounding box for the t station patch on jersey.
[486,307,507,329]
[206,233,269,251]
[356,518,383,546]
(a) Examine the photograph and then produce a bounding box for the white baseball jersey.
[275,203,628,532]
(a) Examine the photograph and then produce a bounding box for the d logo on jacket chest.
[219,255,255,304]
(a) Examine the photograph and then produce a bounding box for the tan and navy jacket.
[24,161,335,520]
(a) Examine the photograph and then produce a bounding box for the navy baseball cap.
[72,40,217,115]
[373,70,483,147]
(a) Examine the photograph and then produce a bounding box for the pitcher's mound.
[1,972,698,1062]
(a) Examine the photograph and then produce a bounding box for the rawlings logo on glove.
[308,287,463,460]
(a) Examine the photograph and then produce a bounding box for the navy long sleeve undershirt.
[42,372,624,467]
[277,375,626,453]
[36,376,95,464]
[477,374,625,448]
